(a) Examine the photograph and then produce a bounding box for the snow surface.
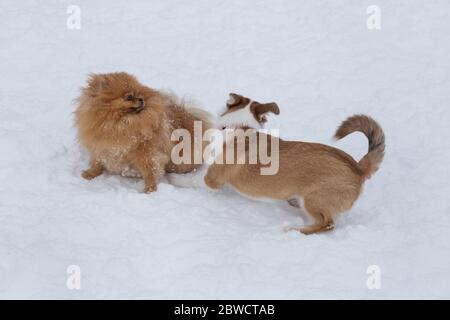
[1,0,450,299]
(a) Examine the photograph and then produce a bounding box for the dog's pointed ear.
[86,74,110,97]
[250,102,280,122]
[226,93,242,108]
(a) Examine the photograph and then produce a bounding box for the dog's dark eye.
[125,94,134,101]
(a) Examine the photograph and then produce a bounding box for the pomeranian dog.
[169,93,385,234]
[75,72,212,193]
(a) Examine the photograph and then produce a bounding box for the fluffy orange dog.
[75,72,211,193]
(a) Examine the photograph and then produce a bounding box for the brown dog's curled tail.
[335,114,385,180]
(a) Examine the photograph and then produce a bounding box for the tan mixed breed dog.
[169,93,385,235]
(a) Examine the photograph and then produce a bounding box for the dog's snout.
[138,98,145,107]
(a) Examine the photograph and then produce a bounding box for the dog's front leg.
[133,155,167,193]
[203,164,227,190]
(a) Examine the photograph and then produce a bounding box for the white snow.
[1,0,450,299]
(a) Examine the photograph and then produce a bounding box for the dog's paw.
[143,184,157,194]
[82,170,97,180]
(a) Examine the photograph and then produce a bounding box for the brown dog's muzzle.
[129,98,145,114]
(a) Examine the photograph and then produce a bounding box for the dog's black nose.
[138,98,144,107]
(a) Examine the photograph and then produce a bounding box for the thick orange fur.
[75,72,210,193]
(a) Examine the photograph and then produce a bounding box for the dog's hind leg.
[298,193,336,235]
[298,186,361,234]
[285,213,334,235]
